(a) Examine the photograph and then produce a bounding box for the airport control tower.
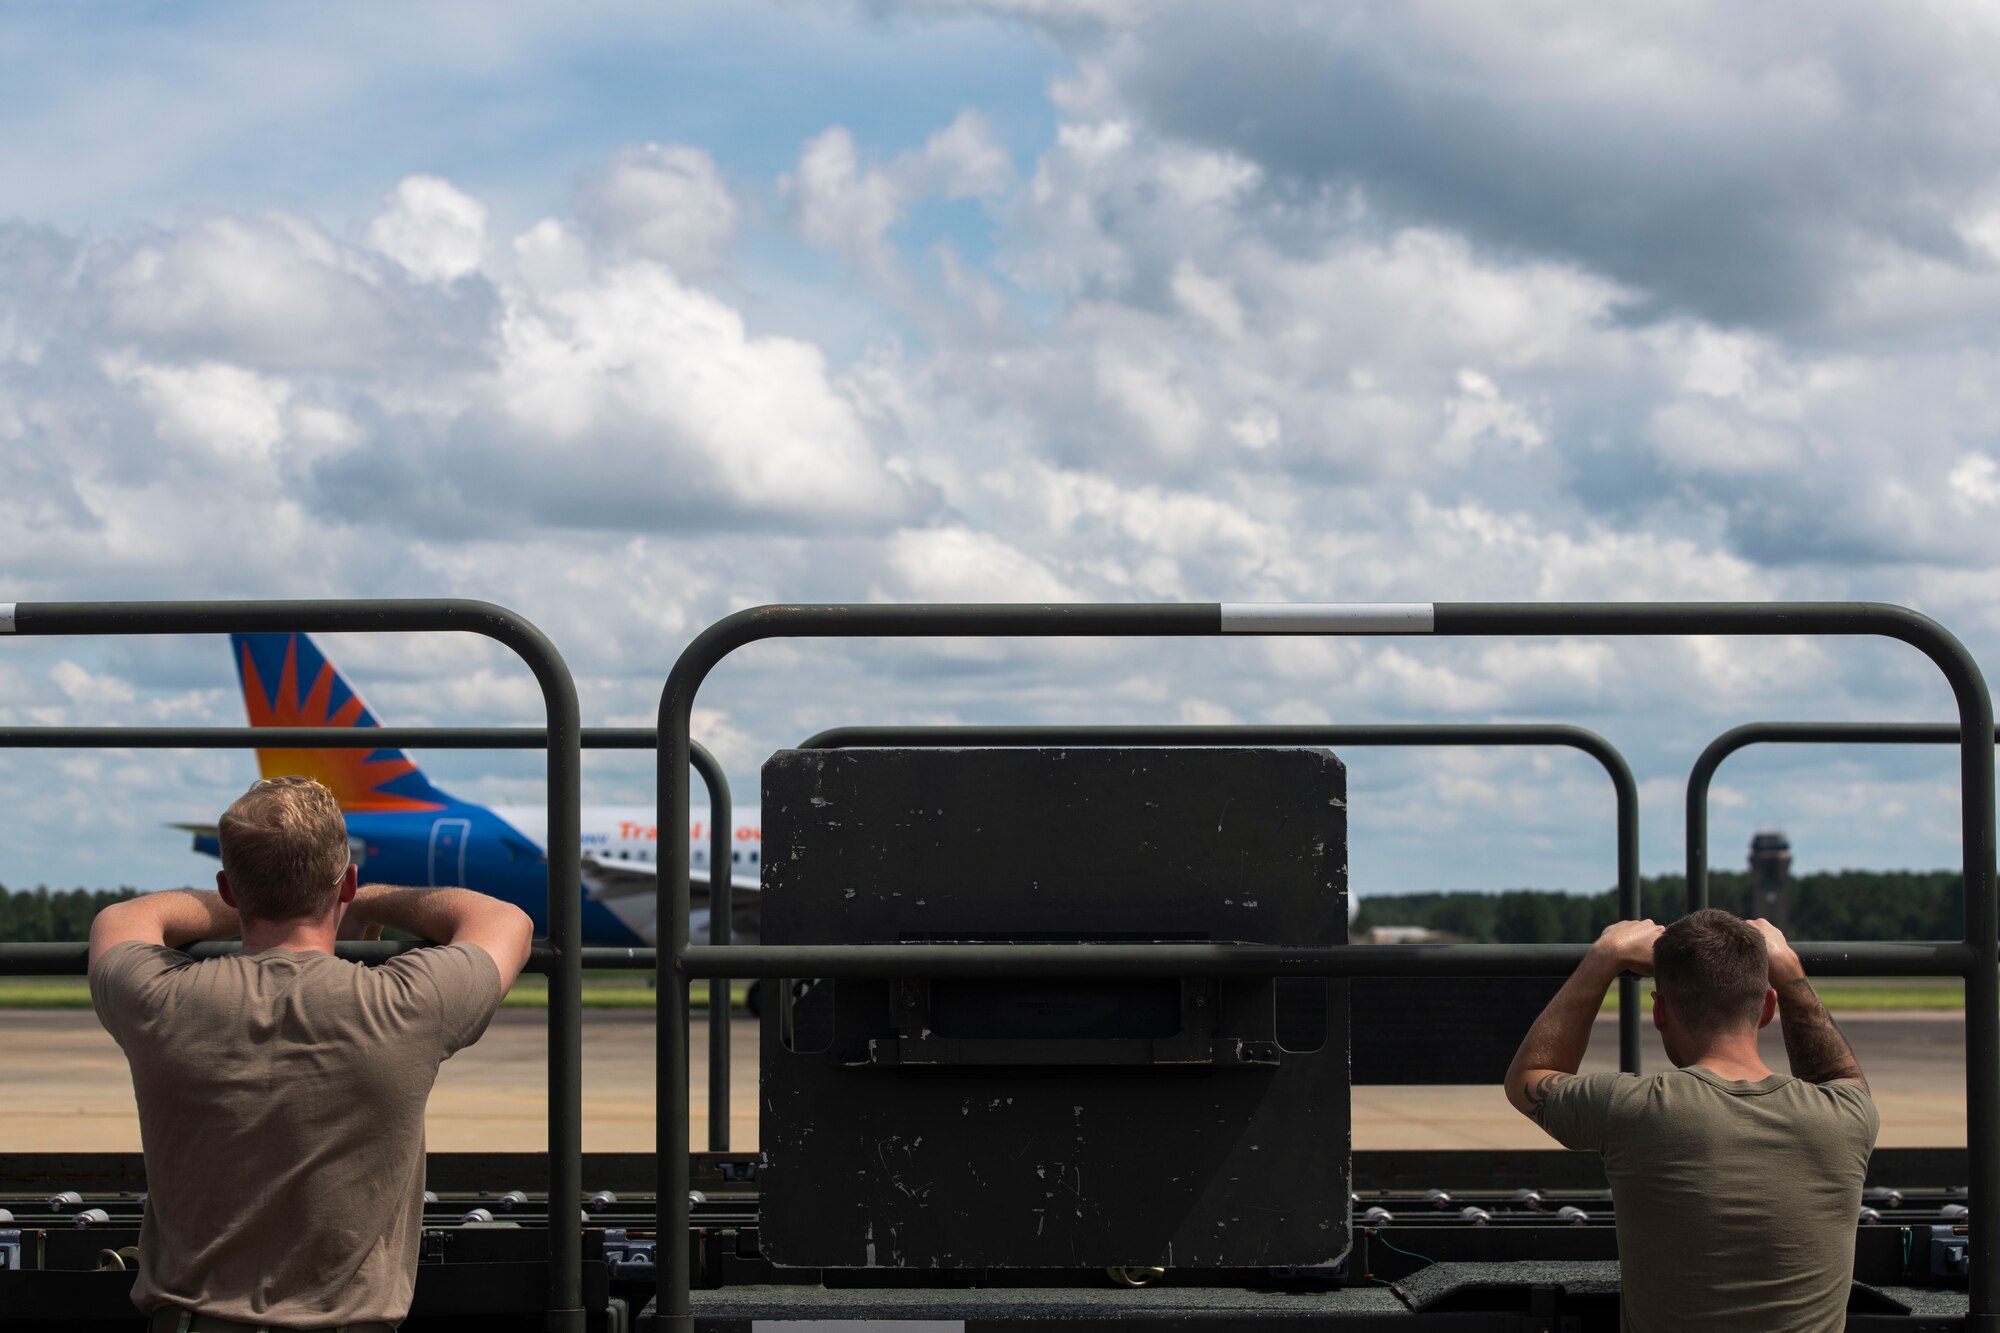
[1749,829,1792,931]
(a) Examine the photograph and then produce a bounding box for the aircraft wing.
[171,822,221,857]
[580,856,759,903]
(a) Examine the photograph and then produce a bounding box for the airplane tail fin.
[231,632,455,812]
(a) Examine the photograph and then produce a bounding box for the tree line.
[1351,869,1965,944]
[0,869,1971,945]
[0,885,145,942]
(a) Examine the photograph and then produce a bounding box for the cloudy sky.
[3,1,1998,914]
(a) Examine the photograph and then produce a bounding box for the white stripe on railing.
[0,604,14,633]
[1220,602,1435,633]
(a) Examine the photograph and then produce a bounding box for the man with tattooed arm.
[1504,910,1878,1333]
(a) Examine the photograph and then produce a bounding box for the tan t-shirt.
[1542,1067,1879,1333]
[90,940,504,1327]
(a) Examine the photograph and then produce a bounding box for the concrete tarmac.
[0,1010,1967,1153]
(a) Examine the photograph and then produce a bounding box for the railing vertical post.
[1591,736,1645,1075]
[688,744,733,1152]
[1686,740,1722,914]
[1951,709,2000,1330]
[531,639,585,1333]
[658,662,701,1333]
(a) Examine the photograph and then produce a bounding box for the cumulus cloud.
[50,660,135,708]
[579,143,738,273]
[368,175,488,283]
[882,526,1082,602]
[1950,454,2000,513]
[1645,401,1802,476]
[1080,1,2000,333]
[792,127,904,263]
[465,259,926,530]
[100,355,293,461]
[789,110,1012,275]
[96,211,493,373]
[0,167,930,551]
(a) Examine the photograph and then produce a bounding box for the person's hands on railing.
[1587,919,1662,977]
[1747,918,1804,987]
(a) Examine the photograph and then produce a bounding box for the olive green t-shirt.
[90,940,504,1327]
[1542,1067,1879,1333]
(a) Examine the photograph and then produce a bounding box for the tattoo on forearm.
[1524,1071,1569,1126]
[1777,978,1868,1091]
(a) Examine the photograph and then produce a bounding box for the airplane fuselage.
[332,805,762,948]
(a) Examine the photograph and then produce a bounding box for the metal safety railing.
[0,600,598,1333]
[4,602,1992,1328]
[1687,722,2000,912]
[800,722,1645,1071]
[0,724,742,1155]
[655,602,1999,1333]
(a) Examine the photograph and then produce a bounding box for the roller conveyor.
[0,1148,1977,1329]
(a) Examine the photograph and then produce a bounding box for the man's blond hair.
[217,776,351,922]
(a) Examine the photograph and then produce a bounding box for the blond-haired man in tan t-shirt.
[88,775,534,1333]
[1503,910,1878,1333]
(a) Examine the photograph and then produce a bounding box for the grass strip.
[0,976,1966,1011]
[1600,978,1962,1012]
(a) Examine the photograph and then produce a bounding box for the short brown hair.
[217,776,351,922]
[1653,908,1769,1036]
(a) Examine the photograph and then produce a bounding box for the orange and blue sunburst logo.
[233,633,448,813]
